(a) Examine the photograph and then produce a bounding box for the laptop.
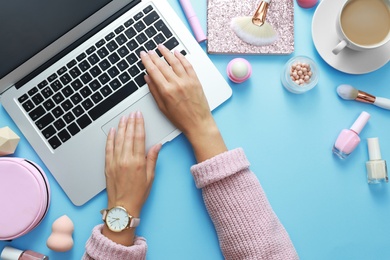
[0,0,232,206]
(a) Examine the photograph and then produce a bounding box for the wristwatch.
[101,206,140,232]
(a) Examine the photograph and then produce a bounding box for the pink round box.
[0,158,50,240]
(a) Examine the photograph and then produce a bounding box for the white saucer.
[312,0,390,74]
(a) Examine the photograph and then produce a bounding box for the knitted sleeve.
[190,148,299,260]
[82,224,147,260]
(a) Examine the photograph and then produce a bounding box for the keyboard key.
[153,33,166,44]
[43,99,55,111]
[42,125,56,139]
[105,32,115,41]
[70,93,82,105]
[80,86,92,98]
[134,73,146,87]
[118,71,131,84]
[28,87,39,96]
[48,136,61,149]
[88,81,138,120]
[36,113,54,130]
[60,73,72,85]
[77,115,92,129]
[124,18,134,27]
[124,27,137,39]
[58,129,71,143]
[144,40,156,51]
[145,27,157,38]
[63,112,75,124]
[69,67,81,79]
[165,37,179,50]
[118,46,129,58]
[38,80,48,89]
[106,41,118,52]
[109,78,122,90]
[67,122,80,136]
[29,106,45,120]
[89,80,101,91]
[32,93,44,105]
[128,65,140,77]
[22,100,35,112]
[100,85,112,97]
[143,5,153,14]
[61,100,73,111]
[97,47,109,59]
[143,11,159,26]
[107,67,119,78]
[134,11,144,21]
[117,60,129,71]
[52,107,64,117]
[88,54,100,66]
[137,61,145,71]
[136,32,147,44]
[108,53,120,64]
[86,46,96,55]
[89,66,102,77]
[126,53,138,65]
[82,98,94,111]
[51,80,63,92]
[18,94,28,103]
[72,105,84,117]
[80,72,93,84]
[91,92,103,104]
[67,59,77,68]
[98,73,110,85]
[115,25,125,34]
[57,66,67,75]
[115,34,127,46]
[134,21,146,32]
[62,85,74,97]
[71,79,83,91]
[48,73,58,82]
[54,118,66,131]
[52,92,65,104]
[96,39,106,48]
[135,46,146,57]
[76,53,86,61]
[126,39,138,51]
[155,20,172,38]
[180,49,187,56]
[79,60,91,72]
[42,87,54,98]
[99,59,110,71]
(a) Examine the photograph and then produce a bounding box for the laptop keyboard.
[17,5,186,150]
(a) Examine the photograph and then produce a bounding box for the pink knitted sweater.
[83,148,298,259]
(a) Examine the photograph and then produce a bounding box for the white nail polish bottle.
[366,137,388,184]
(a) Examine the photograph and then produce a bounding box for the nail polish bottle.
[366,137,388,184]
[332,111,370,159]
[0,246,48,260]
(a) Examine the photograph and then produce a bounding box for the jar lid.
[0,158,50,240]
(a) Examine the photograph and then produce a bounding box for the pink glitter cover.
[207,0,294,54]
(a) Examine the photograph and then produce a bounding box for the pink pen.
[179,0,207,43]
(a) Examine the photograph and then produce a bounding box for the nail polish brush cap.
[367,137,382,160]
[350,111,370,134]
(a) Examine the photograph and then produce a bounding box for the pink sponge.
[46,215,74,252]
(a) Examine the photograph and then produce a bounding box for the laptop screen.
[0,0,112,80]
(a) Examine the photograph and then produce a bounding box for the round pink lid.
[0,159,50,240]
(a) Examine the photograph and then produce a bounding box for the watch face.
[106,207,130,232]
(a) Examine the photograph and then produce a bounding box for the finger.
[123,112,136,157]
[133,111,146,156]
[141,51,169,86]
[145,143,162,190]
[174,49,198,79]
[115,115,128,156]
[147,50,178,83]
[158,44,187,77]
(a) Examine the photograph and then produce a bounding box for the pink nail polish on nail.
[332,111,370,159]
[136,111,143,118]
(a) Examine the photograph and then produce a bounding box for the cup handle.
[332,40,347,55]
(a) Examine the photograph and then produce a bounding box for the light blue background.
[1,0,390,259]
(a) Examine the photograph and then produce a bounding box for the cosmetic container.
[366,137,388,184]
[281,56,319,94]
[227,58,252,83]
[332,111,370,159]
[0,246,48,260]
[0,158,50,240]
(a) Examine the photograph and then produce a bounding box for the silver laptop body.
[0,0,232,206]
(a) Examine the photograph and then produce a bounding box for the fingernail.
[136,111,143,118]
[158,44,166,49]
[129,112,136,118]
[120,115,127,123]
[140,51,147,57]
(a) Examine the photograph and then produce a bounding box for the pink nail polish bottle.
[0,246,48,260]
[332,111,370,159]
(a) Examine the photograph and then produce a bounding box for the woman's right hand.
[140,45,227,162]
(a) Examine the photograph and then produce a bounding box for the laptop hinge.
[15,0,141,89]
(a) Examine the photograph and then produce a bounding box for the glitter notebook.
[207,0,294,54]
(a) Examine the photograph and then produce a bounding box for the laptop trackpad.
[101,93,178,150]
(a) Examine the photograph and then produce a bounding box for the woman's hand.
[102,111,161,246]
[141,45,227,162]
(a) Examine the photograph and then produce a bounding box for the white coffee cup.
[332,0,390,55]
